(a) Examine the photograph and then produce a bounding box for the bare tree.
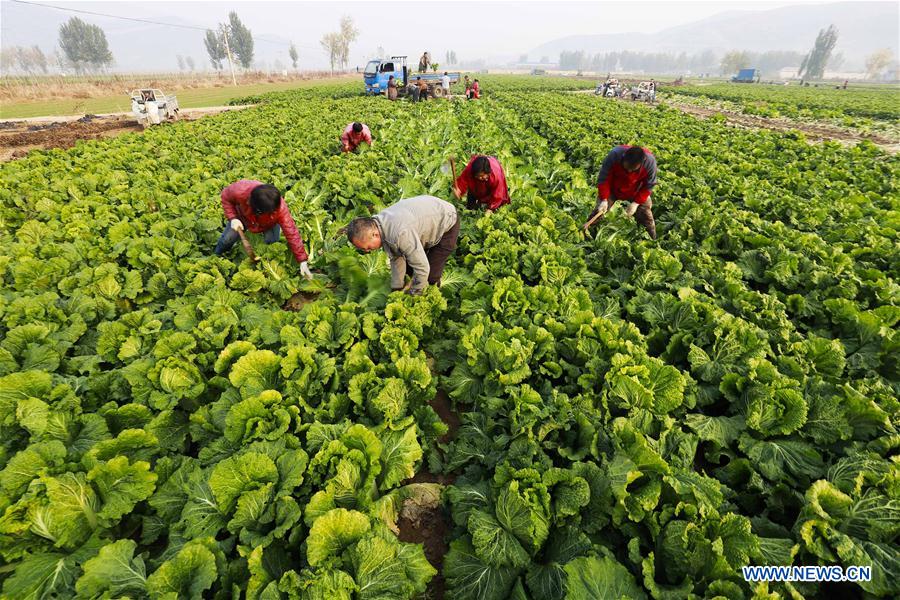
[185,55,196,72]
[865,48,894,80]
[289,43,299,69]
[799,24,838,79]
[321,32,341,72]
[13,47,35,74]
[720,50,751,75]
[52,49,66,72]
[176,54,185,71]
[0,48,17,75]
[338,16,359,70]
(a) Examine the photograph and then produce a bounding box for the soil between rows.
[667,101,900,153]
[398,390,461,600]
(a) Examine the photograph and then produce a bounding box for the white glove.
[230,219,244,232]
[625,202,639,217]
[299,261,313,280]
[595,199,609,216]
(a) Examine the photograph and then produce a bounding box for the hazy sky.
[1,0,893,70]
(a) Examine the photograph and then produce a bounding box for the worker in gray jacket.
[346,196,459,295]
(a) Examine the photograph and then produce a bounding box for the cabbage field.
[0,77,897,600]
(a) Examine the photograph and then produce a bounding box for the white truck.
[130,89,180,127]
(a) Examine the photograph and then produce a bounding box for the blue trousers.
[214,224,281,255]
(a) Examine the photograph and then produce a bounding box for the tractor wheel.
[432,87,444,99]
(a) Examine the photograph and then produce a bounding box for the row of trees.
[719,50,807,76]
[559,31,896,81]
[175,55,197,72]
[722,25,893,80]
[1,46,51,75]
[3,17,115,74]
[559,49,720,73]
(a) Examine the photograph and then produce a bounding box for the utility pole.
[220,24,237,86]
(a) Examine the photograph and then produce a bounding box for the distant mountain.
[529,2,899,68]
[0,1,301,72]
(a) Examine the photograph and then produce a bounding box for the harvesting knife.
[440,157,458,183]
[237,229,260,262]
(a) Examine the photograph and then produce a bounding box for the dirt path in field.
[667,101,900,153]
[397,389,460,600]
[0,105,252,161]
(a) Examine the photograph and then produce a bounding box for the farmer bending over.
[586,145,658,239]
[341,122,373,152]
[214,180,313,279]
[453,155,510,213]
[347,196,459,295]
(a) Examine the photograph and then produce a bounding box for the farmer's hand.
[583,200,609,231]
[452,185,462,199]
[230,219,244,232]
[485,209,494,216]
[625,202,639,217]
[299,261,313,280]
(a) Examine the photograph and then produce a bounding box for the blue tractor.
[363,56,461,97]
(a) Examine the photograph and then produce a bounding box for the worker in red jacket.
[452,155,510,213]
[468,79,481,99]
[340,122,373,152]
[586,145,658,239]
[214,180,313,279]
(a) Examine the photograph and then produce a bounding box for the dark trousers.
[214,223,281,255]
[465,189,479,210]
[632,199,656,239]
[406,217,460,285]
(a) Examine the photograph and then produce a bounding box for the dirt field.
[668,101,900,153]
[572,88,899,153]
[0,105,251,161]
